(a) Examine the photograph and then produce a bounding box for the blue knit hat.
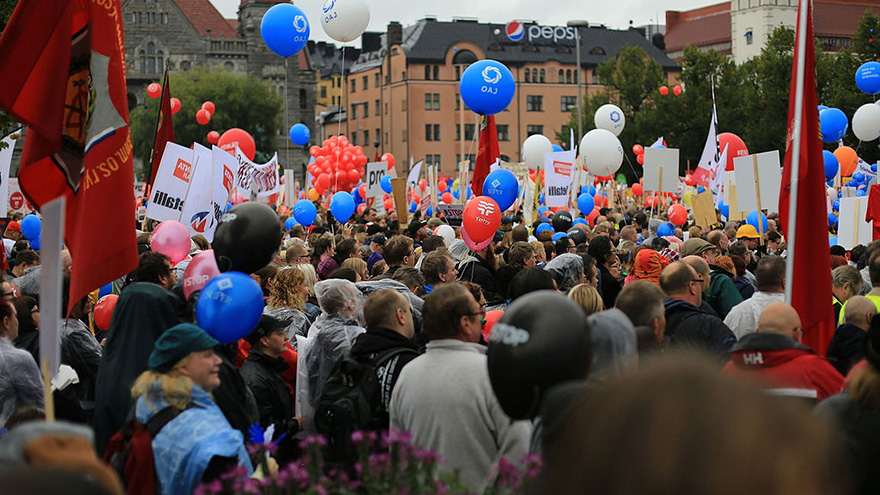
[148,323,219,372]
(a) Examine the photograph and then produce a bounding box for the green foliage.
[0,0,21,146]
[130,67,283,176]
[557,11,880,180]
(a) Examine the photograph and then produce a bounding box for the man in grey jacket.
[390,283,531,491]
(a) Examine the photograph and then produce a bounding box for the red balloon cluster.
[658,85,683,96]
[633,143,646,165]
[307,136,370,195]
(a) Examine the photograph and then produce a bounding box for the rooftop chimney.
[387,21,403,47]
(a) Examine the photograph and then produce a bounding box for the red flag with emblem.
[0,0,138,313]
[472,115,500,197]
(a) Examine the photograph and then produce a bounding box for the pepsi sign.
[505,21,577,43]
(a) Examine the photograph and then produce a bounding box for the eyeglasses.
[464,309,486,319]
[691,278,704,285]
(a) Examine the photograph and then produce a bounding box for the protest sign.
[365,161,386,199]
[723,171,746,221]
[438,204,464,227]
[283,169,296,207]
[391,178,408,224]
[180,144,217,241]
[406,161,423,195]
[692,191,717,228]
[734,151,782,214]
[838,196,872,250]
[146,142,193,222]
[234,147,279,201]
[212,146,238,217]
[643,148,679,193]
[0,132,16,217]
[543,150,575,208]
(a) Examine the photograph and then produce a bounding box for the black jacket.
[349,326,420,429]
[597,263,622,309]
[241,351,295,431]
[827,324,867,376]
[664,298,736,357]
[213,345,259,438]
[458,255,502,305]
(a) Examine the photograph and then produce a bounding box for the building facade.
[320,18,679,176]
[121,0,316,174]
[666,0,877,63]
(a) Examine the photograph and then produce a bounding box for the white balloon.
[852,103,880,142]
[580,129,623,176]
[434,225,455,247]
[522,134,554,169]
[594,104,626,136]
[320,0,370,43]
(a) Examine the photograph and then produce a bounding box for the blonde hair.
[267,267,306,310]
[342,257,368,281]
[293,263,317,297]
[568,283,604,316]
[131,356,194,411]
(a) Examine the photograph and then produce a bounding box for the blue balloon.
[552,144,564,152]
[857,189,867,197]
[657,222,675,237]
[98,283,113,298]
[719,201,730,219]
[482,169,518,211]
[20,214,40,240]
[260,4,310,58]
[29,237,40,251]
[537,216,551,224]
[579,184,597,196]
[746,210,769,232]
[872,164,878,173]
[552,232,569,242]
[380,175,393,194]
[855,61,880,95]
[572,218,588,227]
[196,272,264,343]
[828,213,838,227]
[459,59,516,116]
[537,206,549,215]
[330,192,355,223]
[833,199,840,211]
[284,217,297,231]
[820,108,848,143]
[818,105,829,113]
[293,199,317,226]
[697,186,706,194]
[853,173,866,182]
[830,236,838,246]
[536,223,554,235]
[409,201,418,213]
[577,193,595,214]
[539,192,545,205]
[425,206,435,217]
[452,187,460,199]
[823,150,840,180]
[289,123,310,146]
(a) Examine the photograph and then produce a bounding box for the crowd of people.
[0,201,878,495]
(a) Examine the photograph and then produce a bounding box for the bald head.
[757,302,803,342]
[682,255,710,292]
[844,295,876,331]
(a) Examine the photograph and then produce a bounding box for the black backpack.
[315,347,418,460]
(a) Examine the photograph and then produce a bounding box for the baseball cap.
[736,225,761,239]
[370,234,387,246]
[6,221,21,233]
[682,238,717,257]
[244,314,293,345]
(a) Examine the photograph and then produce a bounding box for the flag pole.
[785,0,810,304]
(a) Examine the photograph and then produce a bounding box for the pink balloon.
[461,224,493,251]
[151,220,191,264]
[182,249,221,298]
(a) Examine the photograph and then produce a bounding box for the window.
[426,154,441,167]
[526,95,544,112]
[526,125,544,136]
[375,99,380,116]
[456,123,476,141]
[567,69,573,84]
[375,129,380,146]
[455,66,461,81]
[539,69,546,83]
[403,129,407,142]
[424,93,440,111]
[351,79,356,92]
[385,132,389,146]
[433,65,439,80]
[591,71,598,84]
[425,66,431,80]
[181,60,190,71]
[352,133,358,146]
[424,93,432,110]
[401,71,406,81]
[351,104,358,119]
[425,124,440,141]
[402,99,407,111]
[375,73,380,87]
[561,96,576,112]
[497,124,510,141]
[589,46,606,55]
[745,29,754,45]
[364,130,370,145]
[385,102,388,114]
[456,154,477,169]
[525,68,531,83]
[320,86,327,98]
[362,75,368,89]
[299,89,307,109]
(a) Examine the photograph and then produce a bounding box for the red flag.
[0,0,138,313]
[779,0,834,354]
[472,115,500,197]
[148,71,175,187]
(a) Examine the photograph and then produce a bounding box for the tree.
[130,67,283,178]
[0,0,21,147]
[852,9,880,61]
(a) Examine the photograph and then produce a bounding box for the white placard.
[145,142,194,222]
[212,146,238,216]
[235,147,279,201]
[838,196,872,250]
[0,132,17,217]
[365,161,387,199]
[543,150,575,208]
[733,151,782,213]
[39,197,65,379]
[7,178,30,215]
[180,144,217,240]
[643,148,680,193]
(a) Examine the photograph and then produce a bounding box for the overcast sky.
[212,0,713,45]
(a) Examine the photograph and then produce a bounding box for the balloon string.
[285,58,290,202]
[464,113,481,182]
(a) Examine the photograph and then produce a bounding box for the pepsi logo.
[506,21,524,42]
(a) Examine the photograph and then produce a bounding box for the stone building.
[122,0,316,173]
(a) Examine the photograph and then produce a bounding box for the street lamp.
[567,20,589,144]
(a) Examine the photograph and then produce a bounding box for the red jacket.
[724,332,844,401]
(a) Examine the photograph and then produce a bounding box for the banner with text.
[146,142,194,222]
[234,147,279,201]
[543,150,575,208]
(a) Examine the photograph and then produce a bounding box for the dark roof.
[175,0,239,39]
[307,40,362,76]
[353,19,680,72]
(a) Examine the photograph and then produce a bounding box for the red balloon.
[207,131,220,144]
[201,101,215,115]
[218,128,256,160]
[594,194,609,207]
[632,183,643,196]
[645,195,658,208]
[316,173,330,194]
[673,85,682,96]
[357,203,366,214]
[637,154,645,165]
[170,98,181,114]
[418,179,427,191]
[356,155,368,167]
[354,146,364,156]
[309,145,321,157]
[659,86,669,95]
[586,208,600,227]
[442,192,453,204]
[147,83,161,98]
[438,180,448,193]
[482,309,505,341]
[196,109,211,125]
[339,135,349,146]
[358,184,366,199]
[463,196,501,244]
[632,144,644,155]
[384,198,394,210]
[684,175,696,186]
[94,294,118,330]
[381,153,396,169]
[347,169,359,184]
[412,193,421,204]
[668,203,687,226]
[719,132,749,171]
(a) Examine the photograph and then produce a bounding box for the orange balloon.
[834,146,858,177]
[308,188,320,201]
